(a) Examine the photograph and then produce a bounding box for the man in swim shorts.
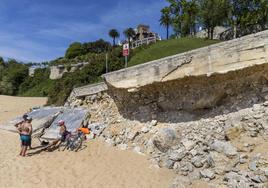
[17,116,33,157]
[15,114,33,149]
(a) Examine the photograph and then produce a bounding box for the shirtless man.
[15,114,33,149]
[17,117,33,157]
[14,114,28,128]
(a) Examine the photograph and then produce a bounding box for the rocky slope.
[67,30,268,187]
[69,91,268,188]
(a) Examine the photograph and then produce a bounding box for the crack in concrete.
[160,56,193,82]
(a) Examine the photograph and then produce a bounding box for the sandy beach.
[0,95,174,188]
[0,95,48,124]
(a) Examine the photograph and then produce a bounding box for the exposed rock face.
[107,63,268,123]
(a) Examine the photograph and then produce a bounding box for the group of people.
[14,114,90,157]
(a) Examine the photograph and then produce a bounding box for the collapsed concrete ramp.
[0,107,62,133]
[41,107,88,139]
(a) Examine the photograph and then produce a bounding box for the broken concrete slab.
[42,107,88,139]
[0,107,62,133]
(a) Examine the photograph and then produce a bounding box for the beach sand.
[0,95,174,188]
[0,95,48,124]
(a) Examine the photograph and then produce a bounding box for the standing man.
[16,117,33,157]
[14,114,28,128]
[14,114,33,149]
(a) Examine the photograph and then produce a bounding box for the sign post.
[123,43,129,68]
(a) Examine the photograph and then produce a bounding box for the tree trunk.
[210,27,214,40]
[207,28,210,39]
[113,37,115,46]
[167,24,169,40]
[193,23,196,36]
[233,21,237,39]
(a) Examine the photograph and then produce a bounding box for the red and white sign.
[123,43,129,56]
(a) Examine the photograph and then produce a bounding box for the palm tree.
[181,0,199,36]
[109,29,120,46]
[160,7,172,40]
[123,28,136,43]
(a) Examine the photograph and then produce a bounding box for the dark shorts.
[61,131,70,142]
[20,135,31,147]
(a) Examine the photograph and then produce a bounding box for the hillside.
[0,38,221,106]
[129,38,220,67]
[34,38,222,105]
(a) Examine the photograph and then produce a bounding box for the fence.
[131,37,157,49]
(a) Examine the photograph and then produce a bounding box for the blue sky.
[0,0,168,62]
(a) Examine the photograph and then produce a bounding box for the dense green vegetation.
[161,0,267,39]
[18,68,54,97]
[129,37,220,67]
[0,38,127,105]
[0,58,29,95]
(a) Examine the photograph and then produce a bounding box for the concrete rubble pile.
[68,92,268,187]
[66,30,268,188]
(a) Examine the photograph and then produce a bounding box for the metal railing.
[131,37,157,49]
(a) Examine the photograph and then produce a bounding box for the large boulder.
[210,140,238,157]
[153,128,180,153]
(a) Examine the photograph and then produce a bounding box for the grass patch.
[129,37,221,67]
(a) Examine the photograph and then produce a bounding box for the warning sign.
[123,43,129,56]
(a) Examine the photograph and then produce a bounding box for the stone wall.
[49,62,89,80]
[28,67,36,77]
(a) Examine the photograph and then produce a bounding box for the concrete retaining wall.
[103,30,268,91]
[66,82,108,106]
[72,82,108,97]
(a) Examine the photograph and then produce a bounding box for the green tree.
[258,0,268,30]
[166,0,183,37]
[181,0,199,36]
[0,57,5,79]
[198,0,230,39]
[82,39,111,54]
[123,28,136,43]
[65,42,84,59]
[109,29,120,46]
[229,0,268,38]
[0,59,28,95]
[160,7,172,39]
